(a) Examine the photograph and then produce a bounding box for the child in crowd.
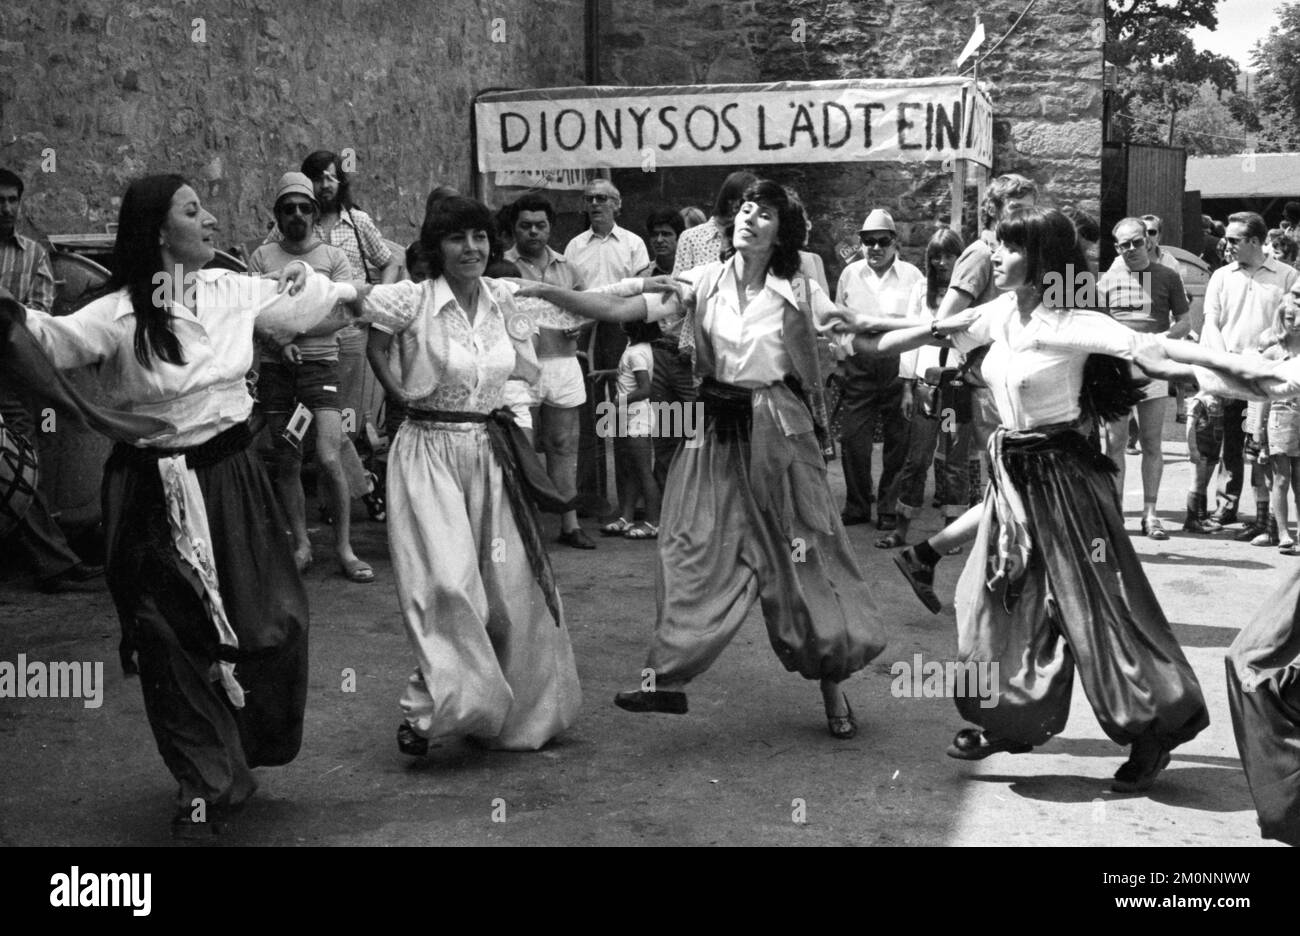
[1259,300,1300,554]
[599,319,662,539]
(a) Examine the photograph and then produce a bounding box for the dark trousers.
[1,390,80,581]
[650,344,698,491]
[1216,397,1248,512]
[840,380,908,521]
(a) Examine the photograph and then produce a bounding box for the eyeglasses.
[1116,237,1146,251]
[585,194,613,204]
[278,202,315,216]
[860,235,894,248]
[321,172,339,184]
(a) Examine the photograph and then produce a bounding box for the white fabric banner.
[476,79,992,173]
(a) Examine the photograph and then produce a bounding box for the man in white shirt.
[836,208,923,532]
[564,179,650,521]
[1192,211,1297,533]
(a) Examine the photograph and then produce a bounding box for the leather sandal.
[1140,517,1169,541]
[824,693,857,740]
[946,727,1032,760]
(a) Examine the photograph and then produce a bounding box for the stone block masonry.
[600,0,1103,280]
[0,0,587,247]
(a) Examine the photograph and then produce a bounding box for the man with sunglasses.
[1099,217,1190,539]
[1195,211,1298,533]
[249,172,375,583]
[835,208,923,532]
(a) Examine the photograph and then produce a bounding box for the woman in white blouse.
[359,196,582,755]
[859,207,1208,794]
[515,180,888,740]
[6,174,364,837]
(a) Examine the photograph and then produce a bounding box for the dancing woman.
[514,180,889,739]
[360,196,579,753]
[859,207,1208,792]
[0,175,366,837]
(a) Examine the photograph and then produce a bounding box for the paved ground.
[0,427,1287,846]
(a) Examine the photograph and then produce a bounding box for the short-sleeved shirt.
[836,256,925,380]
[268,207,393,353]
[1098,260,1189,334]
[950,293,1151,429]
[949,233,999,306]
[248,241,353,361]
[1203,258,1298,353]
[616,341,655,435]
[363,277,537,413]
[562,224,650,289]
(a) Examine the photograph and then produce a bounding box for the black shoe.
[1209,506,1238,526]
[892,547,942,614]
[362,473,387,522]
[38,563,105,593]
[613,689,688,714]
[1234,520,1267,542]
[1112,738,1171,793]
[557,528,596,550]
[840,512,871,526]
[397,722,429,757]
[946,727,1033,760]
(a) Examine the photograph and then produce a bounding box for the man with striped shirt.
[0,167,104,592]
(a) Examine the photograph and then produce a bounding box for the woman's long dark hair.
[996,206,1145,422]
[721,179,805,279]
[925,227,964,310]
[108,174,189,368]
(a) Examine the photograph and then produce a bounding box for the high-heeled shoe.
[397,722,429,756]
[825,693,857,740]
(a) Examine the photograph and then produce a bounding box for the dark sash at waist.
[112,421,253,471]
[406,406,566,627]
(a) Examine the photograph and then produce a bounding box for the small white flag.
[956,21,986,68]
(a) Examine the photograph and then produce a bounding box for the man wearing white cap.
[835,208,923,533]
[249,172,375,584]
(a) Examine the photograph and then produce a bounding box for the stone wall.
[600,0,1103,280]
[0,0,587,249]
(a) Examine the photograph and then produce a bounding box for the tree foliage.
[1106,0,1245,146]
[1250,3,1300,150]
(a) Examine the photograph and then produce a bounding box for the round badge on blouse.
[506,310,534,341]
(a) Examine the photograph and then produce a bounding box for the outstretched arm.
[513,281,653,324]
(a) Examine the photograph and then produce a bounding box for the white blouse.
[951,292,1153,429]
[365,277,538,414]
[24,268,357,447]
[651,257,842,388]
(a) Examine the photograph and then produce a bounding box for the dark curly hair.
[419,196,495,279]
[301,150,354,210]
[725,179,805,279]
